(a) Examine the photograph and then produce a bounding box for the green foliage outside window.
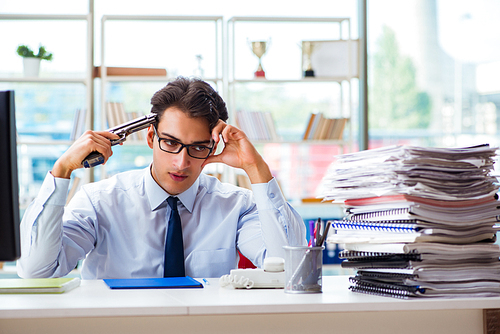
[369,25,431,130]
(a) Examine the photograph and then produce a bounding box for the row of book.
[235,110,279,141]
[70,108,87,141]
[70,102,148,142]
[303,112,347,141]
[105,102,147,142]
[321,144,500,298]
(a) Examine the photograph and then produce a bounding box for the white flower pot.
[23,57,41,77]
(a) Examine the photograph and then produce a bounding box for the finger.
[98,131,121,140]
[211,120,227,143]
[221,124,246,143]
[202,153,223,168]
[79,131,114,161]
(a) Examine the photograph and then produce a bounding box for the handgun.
[82,113,157,168]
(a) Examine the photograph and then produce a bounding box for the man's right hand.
[51,130,120,179]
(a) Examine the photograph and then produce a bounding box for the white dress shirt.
[17,166,306,279]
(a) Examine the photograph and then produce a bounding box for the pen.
[309,220,315,247]
[315,218,322,246]
[202,278,210,285]
[317,221,331,247]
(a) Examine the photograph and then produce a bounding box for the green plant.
[16,45,53,61]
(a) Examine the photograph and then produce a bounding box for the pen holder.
[283,246,324,294]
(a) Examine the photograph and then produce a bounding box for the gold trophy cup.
[302,41,317,77]
[250,41,268,78]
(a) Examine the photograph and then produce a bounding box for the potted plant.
[16,45,53,77]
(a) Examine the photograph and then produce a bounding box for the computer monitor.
[0,90,21,261]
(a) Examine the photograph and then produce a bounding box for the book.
[302,113,316,140]
[93,66,167,78]
[329,230,497,244]
[104,102,147,142]
[307,112,322,140]
[235,110,279,141]
[314,114,329,140]
[106,102,119,128]
[340,250,500,265]
[331,117,347,140]
[302,113,347,141]
[341,254,500,269]
[349,276,500,298]
[0,277,80,294]
[356,268,500,285]
[345,204,500,226]
[70,108,87,140]
[341,241,500,255]
[343,194,498,208]
[329,218,499,244]
[103,276,203,289]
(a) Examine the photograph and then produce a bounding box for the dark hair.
[150,77,228,131]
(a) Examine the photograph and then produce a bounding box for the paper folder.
[103,276,203,289]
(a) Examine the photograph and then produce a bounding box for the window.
[368,0,500,150]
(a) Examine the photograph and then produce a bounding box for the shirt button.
[269,193,275,199]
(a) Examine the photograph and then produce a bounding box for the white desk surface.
[1,275,500,334]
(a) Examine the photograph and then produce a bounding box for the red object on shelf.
[254,70,266,78]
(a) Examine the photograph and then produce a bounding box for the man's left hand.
[203,120,273,184]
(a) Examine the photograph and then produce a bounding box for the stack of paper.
[321,144,498,201]
[321,144,500,298]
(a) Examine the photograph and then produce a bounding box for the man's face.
[147,106,212,195]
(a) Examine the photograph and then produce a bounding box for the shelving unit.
[0,3,95,197]
[227,16,354,144]
[226,16,357,200]
[0,11,94,127]
[100,14,224,117]
[2,11,357,202]
[98,15,224,178]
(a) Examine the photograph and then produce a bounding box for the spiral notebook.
[342,241,500,255]
[355,265,500,282]
[331,220,419,233]
[349,275,500,298]
[345,204,500,225]
[329,219,498,244]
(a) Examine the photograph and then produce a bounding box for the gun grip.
[82,151,105,168]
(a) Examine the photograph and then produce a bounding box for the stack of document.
[321,144,498,201]
[321,144,500,298]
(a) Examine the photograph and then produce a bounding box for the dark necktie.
[164,197,185,277]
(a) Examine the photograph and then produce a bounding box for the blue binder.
[104,276,203,289]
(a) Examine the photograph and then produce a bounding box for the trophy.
[193,54,204,78]
[302,41,318,77]
[250,40,268,78]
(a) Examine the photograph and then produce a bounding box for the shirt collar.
[144,164,198,213]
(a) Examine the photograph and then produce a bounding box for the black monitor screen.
[0,90,21,261]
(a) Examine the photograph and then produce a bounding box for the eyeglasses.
[153,126,214,159]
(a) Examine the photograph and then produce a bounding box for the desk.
[1,276,499,334]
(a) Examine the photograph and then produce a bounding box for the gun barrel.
[108,113,156,145]
[108,113,156,133]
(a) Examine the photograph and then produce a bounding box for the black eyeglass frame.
[153,126,215,159]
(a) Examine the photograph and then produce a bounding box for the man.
[18,77,306,279]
